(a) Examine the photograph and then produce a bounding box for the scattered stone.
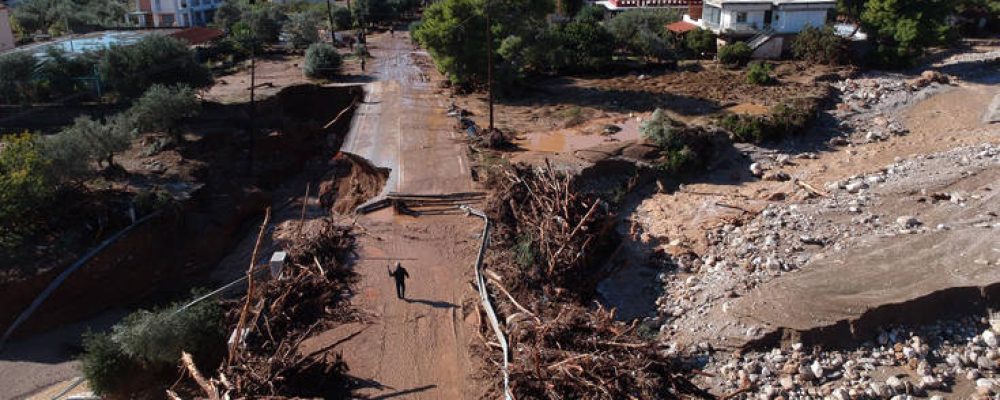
[763,171,791,182]
[896,216,921,229]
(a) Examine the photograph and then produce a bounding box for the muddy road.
[341,35,474,196]
[304,32,484,399]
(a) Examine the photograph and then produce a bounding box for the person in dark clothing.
[389,26,394,37]
[388,262,410,299]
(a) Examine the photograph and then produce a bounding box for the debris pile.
[182,219,358,399]
[505,303,706,399]
[480,163,707,399]
[485,162,615,295]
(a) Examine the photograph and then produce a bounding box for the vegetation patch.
[718,42,752,68]
[792,25,848,65]
[80,294,226,398]
[304,43,343,79]
[720,99,817,143]
[745,62,775,85]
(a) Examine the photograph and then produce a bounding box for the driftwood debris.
[179,219,358,399]
[480,163,709,400]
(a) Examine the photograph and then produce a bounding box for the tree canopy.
[859,0,952,67]
[99,35,213,99]
[13,0,130,34]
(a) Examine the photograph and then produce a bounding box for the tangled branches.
[485,161,616,298]
[181,219,358,399]
[507,303,706,399]
[479,162,708,399]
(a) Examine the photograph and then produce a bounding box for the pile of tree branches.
[505,303,706,399]
[177,219,359,399]
[485,161,616,298]
[480,162,709,399]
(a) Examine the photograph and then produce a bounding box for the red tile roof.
[666,20,699,34]
[168,27,224,45]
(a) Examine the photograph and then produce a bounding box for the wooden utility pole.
[486,8,494,131]
[325,0,336,36]
[247,0,257,174]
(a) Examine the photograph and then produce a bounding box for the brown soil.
[454,60,842,139]
[318,151,390,214]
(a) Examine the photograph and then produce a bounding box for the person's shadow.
[404,298,458,309]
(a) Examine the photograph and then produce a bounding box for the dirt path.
[302,32,484,399]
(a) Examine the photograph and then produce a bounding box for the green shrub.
[304,42,342,79]
[721,101,815,143]
[0,52,36,104]
[718,42,751,67]
[640,108,681,149]
[80,332,138,396]
[0,133,57,250]
[127,84,200,137]
[99,35,213,99]
[111,299,224,366]
[332,6,354,30]
[792,25,847,64]
[641,109,703,173]
[745,62,774,85]
[514,233,536,268]
[80,295,225,395]
[56,115,134,168]
[607,9,679,62]
[283,10,322,49]
[685,29,717,56]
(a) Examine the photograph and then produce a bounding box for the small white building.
[127,0,223,28]
[685,0,835,36]
[680,0,836,58]
[0,2,15,52]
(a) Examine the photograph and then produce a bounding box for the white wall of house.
[718,4,771,31]
[772,8,830,33]
[0,6,14,52]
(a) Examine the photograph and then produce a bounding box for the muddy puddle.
[724,102,770,115]
[515,117,642,153]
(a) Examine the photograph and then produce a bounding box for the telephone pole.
[485,8,494,131]
[325,0,336,37]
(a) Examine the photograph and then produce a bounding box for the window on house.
[704,6,721,24]
[736,12,747,23]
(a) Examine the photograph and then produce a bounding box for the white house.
[127,0,223,28]
[677,0,836,58]
[684,0,835,36]
[0,2,15,52]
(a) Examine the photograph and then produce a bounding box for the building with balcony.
[128,0,223,28]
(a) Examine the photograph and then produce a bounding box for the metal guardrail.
[461,205,513,400]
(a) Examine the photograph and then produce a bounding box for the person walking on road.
[388,262,410,299]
